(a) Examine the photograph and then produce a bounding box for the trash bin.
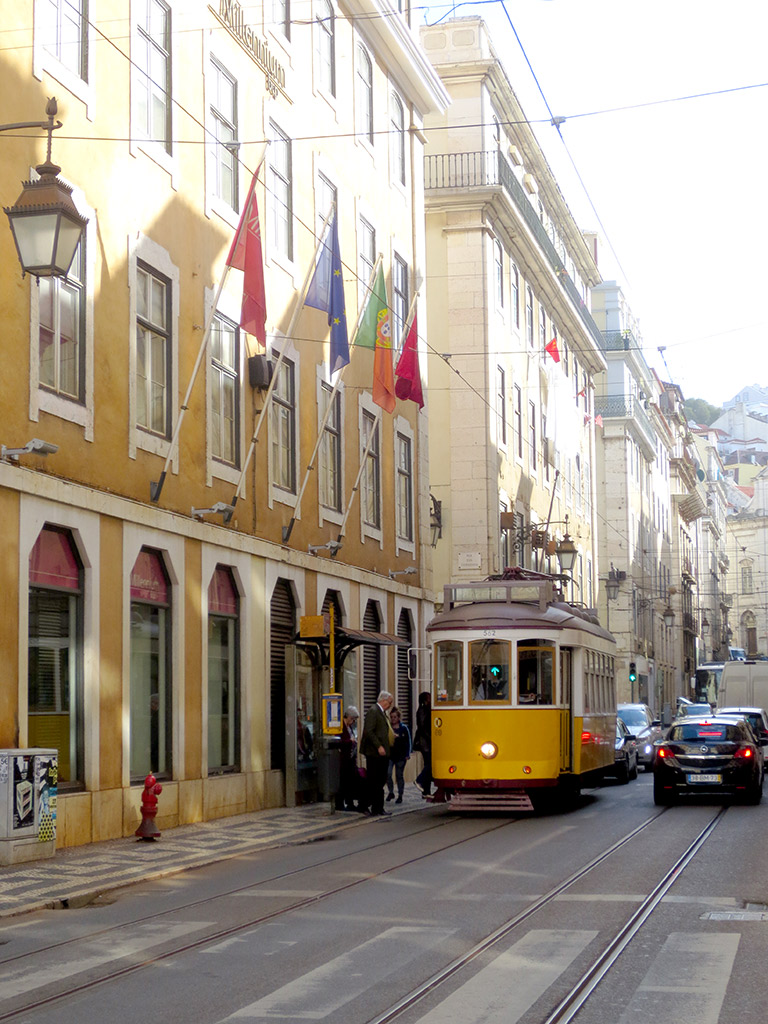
[317,736,341,803]
[0,749,57,865]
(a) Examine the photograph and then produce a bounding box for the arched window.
[208,567,240,773]
[270,579,297,771]
[129,548,172,780]
[28,527,84,786]
[356,45,373,143]
[363,600,382,710]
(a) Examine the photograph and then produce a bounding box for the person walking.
[360,690,394,815]
[386,707,411,804]
[414,691,432,796]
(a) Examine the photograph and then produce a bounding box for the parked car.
[653,715,764,805]
[606,718,638,784]
[617,703,663,771]
[716,707,768,748]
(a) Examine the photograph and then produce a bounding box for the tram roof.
[427,580,613,642]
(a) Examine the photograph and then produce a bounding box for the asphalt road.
[2,773,767,1024]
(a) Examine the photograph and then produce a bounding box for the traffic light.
[629,661,637,684]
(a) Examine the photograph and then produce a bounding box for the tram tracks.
[0,804,726,1023]
[367,805,726,1024]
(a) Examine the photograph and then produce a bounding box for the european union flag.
[305,212,350,374]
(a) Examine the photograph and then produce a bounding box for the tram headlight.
[480,742,498,759]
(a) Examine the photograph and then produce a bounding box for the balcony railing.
[593,393,656,451]
[601,330,640,352]
[424,149,605,352]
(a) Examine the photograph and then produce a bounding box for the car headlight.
[480,742,498,759]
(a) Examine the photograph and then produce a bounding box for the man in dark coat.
[360,690,394,815]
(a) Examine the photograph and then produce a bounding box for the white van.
[718,661,768,708]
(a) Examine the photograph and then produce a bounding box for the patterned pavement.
[0,787,428,919]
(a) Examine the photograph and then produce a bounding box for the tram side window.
[435,640,463,703]
[470,639,510,701]
[518,642,554,705]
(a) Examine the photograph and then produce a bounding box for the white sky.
[421,0,768,408]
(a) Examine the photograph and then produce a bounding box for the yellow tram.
[427,572,617,810]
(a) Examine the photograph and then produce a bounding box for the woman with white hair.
[336,705,362,811]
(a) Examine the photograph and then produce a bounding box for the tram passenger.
[414,691,433,796]
[361,691,394,815]
[386,707,412,804]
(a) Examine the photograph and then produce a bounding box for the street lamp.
[662,605,675,628]
[555,517,577,575]
[3,98,87,280]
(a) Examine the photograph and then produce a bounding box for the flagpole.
[150,149,268,504]
[281,254,384,544]
[227,205,336,517]
[395,290,420,350]
[334,412,381,549]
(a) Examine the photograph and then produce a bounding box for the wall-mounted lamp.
[429,494,442,548]
[191,501,235,520]
[1,438,59,461]
[388,567,417,580]
[3,99,87,280]
[603,563,626,602]
[662,605,675,628]
[309,540,342,557]
[554,516,578,574]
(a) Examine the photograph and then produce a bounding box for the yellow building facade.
[1,1,447,846]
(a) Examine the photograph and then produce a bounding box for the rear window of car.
[670,723,743,742]
[618,707,650,728]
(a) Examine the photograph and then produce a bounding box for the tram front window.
[470,639,510,702]
[436,640,463,703]
[518,643,554,705]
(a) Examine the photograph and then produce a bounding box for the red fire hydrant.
[135,774,163,840]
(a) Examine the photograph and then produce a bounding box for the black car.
[653,715,764,805]
[606,718,638,784]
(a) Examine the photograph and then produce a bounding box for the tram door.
[560,648,573,771]
[284,644,318,806]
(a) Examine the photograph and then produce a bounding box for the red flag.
[394,314,424,409]
[545,337,560,362]
[226,168,267,347]
[595,414,603,428]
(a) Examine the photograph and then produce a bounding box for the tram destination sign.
[216,0,287,99]
[446,580,553,609]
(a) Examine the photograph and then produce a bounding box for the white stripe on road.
[618,932,739,1023]
[220,926,455,1020]
[414,929,597,1024]
[0,921,211,999]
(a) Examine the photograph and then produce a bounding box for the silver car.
[617,703,663,771]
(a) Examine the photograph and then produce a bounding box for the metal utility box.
[0,749,58,865]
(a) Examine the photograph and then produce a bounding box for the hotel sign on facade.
[217,0,288,99]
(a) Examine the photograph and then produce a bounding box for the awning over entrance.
[294,625,409,668]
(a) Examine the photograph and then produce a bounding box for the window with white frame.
[510,263,519,327]
[136,262,171,437]
[42,0,88,80]
[316,172,336,239]
[496,366,506,447]
[39,240,85,402]
[271,357,297,493]
[210,314,239,466]
[494,240,504,308]
[208,57,238,211]
[268,121,293,260]
[358,216,376,302]
[271,0,290,39]
[396,430,413,542]
[390,92,406,186]
[134,0,172,153]
[526,287,534,347]
[361,410,381,530]
[356,45,374,144]
[319,382,342,512]
[538,304,546,350]
[392,253,408,350]
[314,0,335,97]
[514,384,522,458]
[529,400,537,471]
[742,564,754,595]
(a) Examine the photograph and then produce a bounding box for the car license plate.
[687,773,721,784]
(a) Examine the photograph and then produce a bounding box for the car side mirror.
[652,719,661,727]
[626,733,637,741]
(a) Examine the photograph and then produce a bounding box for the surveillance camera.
[27,439,59,456]
[210,502,235,516]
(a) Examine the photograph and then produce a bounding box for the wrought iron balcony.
[424,149,605,352]
[593,393,656,452]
